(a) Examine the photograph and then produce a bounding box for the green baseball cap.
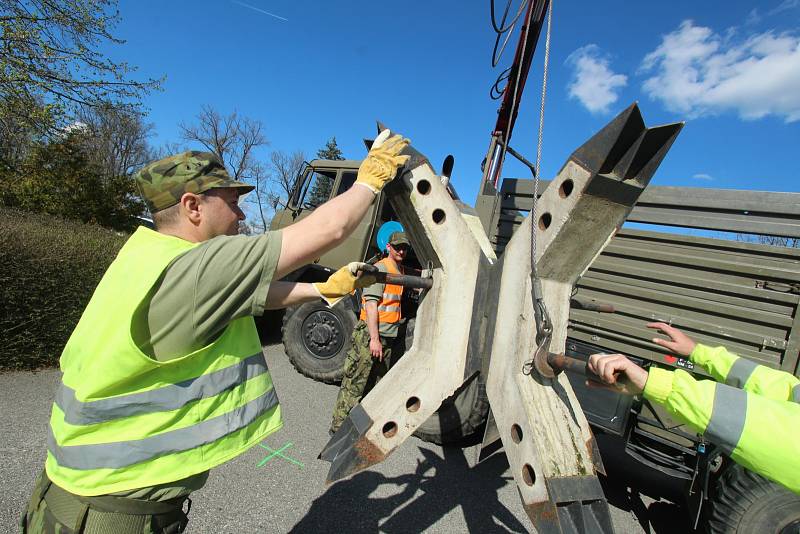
[134,151,254,213]
[388,231,410,247]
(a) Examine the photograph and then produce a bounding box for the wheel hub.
[301,309,345,360]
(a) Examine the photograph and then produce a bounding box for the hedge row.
[0,207,127,370]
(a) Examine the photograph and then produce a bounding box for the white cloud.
[746,8,762,26]
[747,1,799,25]
[772,0,800,16]
[692,173,714,181]
[566,45,628,114]
[640,20,800,122]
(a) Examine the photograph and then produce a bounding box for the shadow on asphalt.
[290,445,527,533]
[255,310,284,346]
[596,433,693,533]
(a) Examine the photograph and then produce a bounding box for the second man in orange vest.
[329,231,411,434]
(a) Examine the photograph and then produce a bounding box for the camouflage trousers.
[330,321,404,433]
[21,471,191,534]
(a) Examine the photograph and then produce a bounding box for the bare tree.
[179,106,267,180]
[241,149,306,233]
[150,141,187,162]
[179,106,281,232]
[736,233,799,248]
[76,103,154,180]
[247,161,271,233]
[269,149,306,204]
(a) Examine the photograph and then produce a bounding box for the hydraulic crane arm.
[482,0,550,188]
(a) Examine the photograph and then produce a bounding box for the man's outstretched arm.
[265,263,377,309]
[648,322,800,402]
[588,353,800,495]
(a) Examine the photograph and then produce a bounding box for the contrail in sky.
[230,0,288,21]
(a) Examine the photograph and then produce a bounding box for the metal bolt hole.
[559,179,574,199]
[382,421,398,438]
[538,212,551,230]
[522,464,536,486]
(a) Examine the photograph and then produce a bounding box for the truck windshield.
[299,169,337,209]
[336,171,357,196]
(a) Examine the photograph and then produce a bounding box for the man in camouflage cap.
[133,151,257,237]
[135,151,254,214]
[23,130,411,533]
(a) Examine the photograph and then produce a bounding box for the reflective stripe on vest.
[725,357,757,389]
[360,258,402,324]
[46,228,283,496]
[48,387,279,470]
[704,384,747,456]
[55,352,268,425]
[793,384,800,403]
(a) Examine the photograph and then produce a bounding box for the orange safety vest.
[359,257,402,324]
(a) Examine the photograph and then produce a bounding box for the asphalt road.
[1,339,692,533]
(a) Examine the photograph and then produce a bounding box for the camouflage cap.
[134,151,254,213]
[388,231,410,247]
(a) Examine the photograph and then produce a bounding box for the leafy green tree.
[3,132,144,231]
[0,0,161,133]
[306,137,344,207]
[0,96,48,171]
[316,136,345,161]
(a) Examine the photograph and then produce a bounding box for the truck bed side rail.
[491,182,800,376]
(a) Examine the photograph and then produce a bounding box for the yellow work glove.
[313,262,378,307]
[355,129,411,194]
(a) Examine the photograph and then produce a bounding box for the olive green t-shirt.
[119,230,283,501]
[362,261,400,338]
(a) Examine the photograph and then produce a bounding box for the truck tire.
[282,300,355,384]
[404,318,490,445]
[705,464,800,533]
[412,374,490,445]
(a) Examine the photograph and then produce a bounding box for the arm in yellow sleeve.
[644,367,800,494]
[691,344,800,402]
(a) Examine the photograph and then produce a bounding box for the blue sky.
[108,0,800,210]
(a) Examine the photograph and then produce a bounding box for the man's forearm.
[692,344,800,401]
[365,301,380,341]
[644,367,800,494]
[265,281,320,309]
[311,185,375,241]
[276,186,375,279]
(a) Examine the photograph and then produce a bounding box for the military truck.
[270,154,800,531]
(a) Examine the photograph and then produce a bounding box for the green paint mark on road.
[258,441,304,469]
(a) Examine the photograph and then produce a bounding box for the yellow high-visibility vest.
[46,227,282,496]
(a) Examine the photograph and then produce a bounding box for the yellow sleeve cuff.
[643,367,675,405]
[689,343,712,365]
